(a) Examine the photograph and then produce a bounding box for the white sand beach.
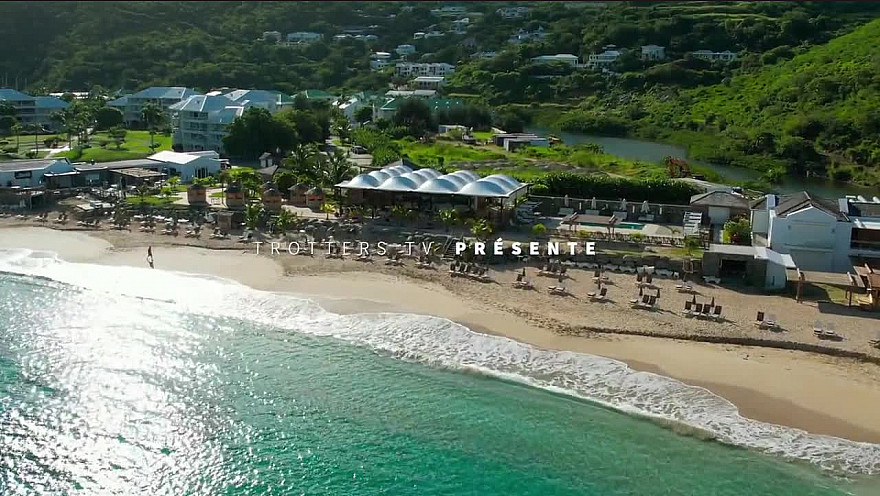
[2,226,880,444]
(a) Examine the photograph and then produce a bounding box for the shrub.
[531,223,547,237]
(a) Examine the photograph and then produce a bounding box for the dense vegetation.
[2,1,880,184]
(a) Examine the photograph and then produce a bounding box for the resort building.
[508,26,547,45]
[430,6,467,17]
[394,62,456,78]
[108,86,200,128]
[285,32,323,44]
[531,54,582,68]
[412,76,446,90]
[0,158,76,188]
[370,52,393,70]
[586,50,621,68]
[168,94,249,154]
[688,190,750,226]
[395,44,417,56]
[223,89,293,113]
[496,6,530,19]
[451,18,470,34]
[0,89,69,131]
[690,50,737,62]
[640,45,666,61]
[750,192,856,273]
[384,89,437,99]
[262,31,282,42]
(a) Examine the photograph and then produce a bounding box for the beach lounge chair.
[548,285,568,296]
[700,304,711,318]
[712,305,723,321]
[684,300,694,316]
[764,314,779,330]
[754,311,766,328]
[675,283,694,293]
[589,287,608,302]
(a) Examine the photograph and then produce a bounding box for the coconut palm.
[285,143,321,184]
[245,203,264,230]
[140,102,165,151]
[320,148,355,187]
[468,218,493,241]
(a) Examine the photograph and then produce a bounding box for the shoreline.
[2,226,880,445]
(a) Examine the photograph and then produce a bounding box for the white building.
[640,45,666,61]
[396,44,417,56]
[262,31,282,42]
[531,54,581,68]
[0,89,70,131]
[691,50,737,62]
[497,6,530,19]
[587,50,621,68]
[413,76,446,90]
[0,158,74,188]
[108,86,200,128]
[430,6,467,17]
[169,95,249,154]
[751,192,854,273]
[395,62,456,78]
[370,52,392,70]
[146,150,222,182]
[451,18,469,34]
[508,26,546,45]
[286,32,323,43]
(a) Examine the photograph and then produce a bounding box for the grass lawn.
[57,130,172,162]
[472,131,494,141]
[396,140,508,166]
[209,191,225,198]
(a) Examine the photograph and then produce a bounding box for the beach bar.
[335,161,530,224]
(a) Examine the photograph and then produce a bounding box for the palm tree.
[11,123,22,150]
[320,148,355,187]
[285,143,320,184]
[140,102,165,151]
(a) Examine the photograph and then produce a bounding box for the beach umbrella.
[691,294,697,304]
[564,194,570,207]
[641,200,650,214]
[522,267,526,277]
[659,206,663,215]
[639,287,644,296]
[591,197,597,210]
[710,296,715,307]
[578,202,583,212]
[620,198,627,211]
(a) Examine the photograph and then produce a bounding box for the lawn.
[57,130,172,162]
[396,140,508,166]
[0,133,68,159]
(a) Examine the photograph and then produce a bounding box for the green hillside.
[637,18,880,184]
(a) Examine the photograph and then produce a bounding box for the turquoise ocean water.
[0,249,878,495]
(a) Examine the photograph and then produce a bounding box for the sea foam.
[1,248,879,475]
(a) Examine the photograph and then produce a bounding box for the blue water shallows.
[0,249,877,495]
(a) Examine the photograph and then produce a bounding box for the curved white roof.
[381,176,420,191]
[367,170,391,182]
[346,174,381,189]
[417,177,461,194]
[458,179,510,197]
[338,164,524,197]
[401,172,430,186]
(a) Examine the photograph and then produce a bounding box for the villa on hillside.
[370,52,393,70]
[108,86,200,128]
[508,26,547,45]
[395,62,455,78]
[395,44,417,56]
[0,89,69,131]
[690,50,737,62]
[413,76,446,90]
[497,6,530,18]
[532,54,582,68]
[168,95,249,154]
[586,49,621,68]
[640,45,666,61]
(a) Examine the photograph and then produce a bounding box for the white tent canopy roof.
[337,165,526,198]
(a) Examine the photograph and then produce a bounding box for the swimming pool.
[578,221,645,230]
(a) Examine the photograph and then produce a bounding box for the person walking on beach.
[147,246,154,269]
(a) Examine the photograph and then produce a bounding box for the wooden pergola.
[791,268,864,306]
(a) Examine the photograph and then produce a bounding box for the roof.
[148,150,204,165]
[708,244,757,256]
[845,201,880,218]
[74,158,158,171]
[34,96,69,109]
[129,86,199,100]
[754,247,797,268]
[225,89,292,105]
[300,89,337,100]
[0,88,35,102]
[107,95,129,106]
[169,94,237,113]
[689,190,749,209]
[112,168,165,179]
[257,165,279,177]
[337,165,525,198]
[749,194,773,210]
[774,191,846,220]
[0,158,70,172]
